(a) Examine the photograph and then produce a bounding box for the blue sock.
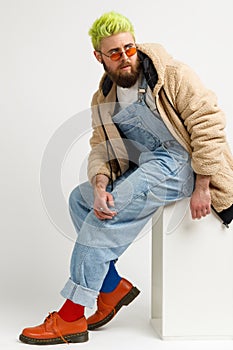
[100,260,122,293]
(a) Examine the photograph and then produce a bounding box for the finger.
[107,193,115,208]
[197,206,211,218]
[206,206,211,215]
[96,203,116,215]
[193,210,202,219]
[94,209,100,216]
[108,199,115,208]
[202,207,211,217]
[94,209,107,220]
[191,206,197,219]
[94,209,115,220]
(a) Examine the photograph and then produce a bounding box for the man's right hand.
[92,174,117,220]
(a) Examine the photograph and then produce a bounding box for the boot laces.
[45,312,68,344]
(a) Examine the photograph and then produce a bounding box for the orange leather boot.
[19,312,88,345]
[87,278,140,330]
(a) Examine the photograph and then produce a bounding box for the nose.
[120,50,130,62]
[121,50,128,59]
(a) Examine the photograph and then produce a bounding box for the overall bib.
[61,75,195,308]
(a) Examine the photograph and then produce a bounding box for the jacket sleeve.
[87,92,120,184]
[173,63,226,176]
[87,92,111,183]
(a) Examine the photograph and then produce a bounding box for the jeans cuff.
[60,278,98,309]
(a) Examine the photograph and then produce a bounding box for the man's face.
[94,32,141,88]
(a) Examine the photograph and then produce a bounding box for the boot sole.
[88,286,140,330]
[19,330,88,345]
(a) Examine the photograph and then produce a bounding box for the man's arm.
[174,64,226,178]
[170,64,225,218]
[190,174,211,219]
[92,174,117,220]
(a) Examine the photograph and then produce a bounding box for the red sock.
[58,299,84,322]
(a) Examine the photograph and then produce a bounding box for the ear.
[94,50,103,64]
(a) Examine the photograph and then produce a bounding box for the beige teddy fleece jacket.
[87,43,233,212]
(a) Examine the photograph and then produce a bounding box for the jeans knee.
[69,181,93,213]
[69,186,82,212]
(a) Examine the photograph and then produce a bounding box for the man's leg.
[62,149,194,328]
[19,168,136,345]
[19,146,194,343]
[100,260,122,293]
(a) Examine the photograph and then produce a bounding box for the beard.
[103,58,141,88]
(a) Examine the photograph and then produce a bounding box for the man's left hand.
[190,174,211,219]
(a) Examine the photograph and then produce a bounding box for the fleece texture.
[87,43,233,212]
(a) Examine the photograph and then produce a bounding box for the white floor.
[2,226,232,350]
[2,291,233,350]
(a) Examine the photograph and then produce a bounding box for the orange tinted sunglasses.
[99,46,137,61]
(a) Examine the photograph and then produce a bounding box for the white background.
[1,0,233,349]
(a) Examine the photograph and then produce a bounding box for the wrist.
[92,174,109,190]
[195,174,211,191]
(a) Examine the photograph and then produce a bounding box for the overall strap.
[138,73,147,102]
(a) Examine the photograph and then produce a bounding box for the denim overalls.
[61,75,195,308]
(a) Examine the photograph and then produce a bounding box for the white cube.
[151,198,233,340]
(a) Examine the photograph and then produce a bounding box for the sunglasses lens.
[110,52,122,61]
[126,47,137,57]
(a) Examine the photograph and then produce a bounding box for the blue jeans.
[61,142,194,308]
[61,80,194,308]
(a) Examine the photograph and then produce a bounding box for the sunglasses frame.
[98,46,137,62]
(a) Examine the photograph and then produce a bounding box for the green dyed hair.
[88,11,135,50]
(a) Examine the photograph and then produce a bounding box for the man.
[19,11,233,345]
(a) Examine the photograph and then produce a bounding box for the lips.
[119,60,131,69]
[120,64,131,71]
